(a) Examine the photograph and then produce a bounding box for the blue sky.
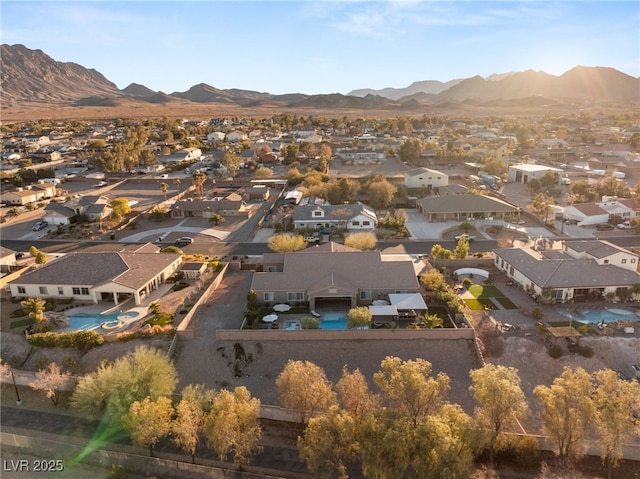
[2,1,638,95]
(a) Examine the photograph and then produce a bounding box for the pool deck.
[58,283,174,333]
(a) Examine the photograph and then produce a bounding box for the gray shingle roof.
[495,247,640,288]
[416,194,518,213]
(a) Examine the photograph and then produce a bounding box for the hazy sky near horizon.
[2,1,638,95]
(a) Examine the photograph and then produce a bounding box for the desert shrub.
[34,356,50,370]
[8,355,23,367]
[10,309,28,318]
[145,312,174,326]
[515,435,540,468]
[301,317,320,329]
[548,344,564,358]
[171,282,189,292]
[62,356,78,370]
[577,344,594,358]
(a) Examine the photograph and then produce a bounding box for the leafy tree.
[202,386,262,465]
[255,166,273,178]
[335,367,379,420]
[534,366,595,462]
[110,198,131,221]
[365,178,397,211]
[344,232,377,251]
[571,179,598,202]
[531,193,554,223]
[276,360,337,424]
[70,346,178,429]
[173,398,204,463]
[159,182,168,201]
[424,313,443,329]
[173,177,181,190]
[209,212,224,225]
[592,369,640,479]
[453,235,469,259]
[398,138,424,162]
[373,356,450,427]
[267,234,307,253]
[346,306,372,329]
[20,297,46,324]
[124,396,173,457]
[298,406,358,479]
[29,245,47,265]
[469,364,529,466]
[430,243,452,260]
[222,152,242,177]
[29,362,71,406]
[482,158,508,176]
[540,170,559,188]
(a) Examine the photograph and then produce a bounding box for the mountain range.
[1,43,639,116]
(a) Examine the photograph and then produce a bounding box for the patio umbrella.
[262,313,278,323]
[273,304,292,312]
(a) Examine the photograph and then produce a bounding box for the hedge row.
[27,330,104,350]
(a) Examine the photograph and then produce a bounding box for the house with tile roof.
[292,203,378,231]
[251,242,420,309]
[8,244,182,305]
[494,240,640,303]
[416,194,520,222]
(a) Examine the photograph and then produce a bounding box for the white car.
[617,221,631,229]
[94,181,108,188]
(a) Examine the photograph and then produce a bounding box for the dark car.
[596,223,614,231]
[174,237,193,247]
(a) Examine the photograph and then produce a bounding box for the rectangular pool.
[320,312,348,330]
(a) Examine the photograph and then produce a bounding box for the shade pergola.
[546,326,582,347]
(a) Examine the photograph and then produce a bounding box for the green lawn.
[495,297,518,310]
[463,299,485,311]
[468,285,503,298]
[9,318,34,329]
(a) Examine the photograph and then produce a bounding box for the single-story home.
[43,202,76,225]
[0,246,18,273]
[242,186,270,202]
[293,202,378,231]
[1,183,57,206]
[494,240,640,303]
[8,244,182,306]
[251,242,420,310]
[416,194,520,222]
[171,194,250,218]
[404,167,449,190]
[563,198,639,226]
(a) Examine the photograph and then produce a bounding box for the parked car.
[596,223,614,231]
[174,237,193,247]
[617,221,631,229]
[32,220,48,231]
[455,234,476,241]
[94,181,108,187]
[303,235,318,242]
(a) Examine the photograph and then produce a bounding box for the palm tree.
[192,172,206,199]
[173,177,181,191]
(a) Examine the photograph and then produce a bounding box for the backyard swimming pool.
[320,312,348,330]
[68,311,139,331]
[558,308,639,324]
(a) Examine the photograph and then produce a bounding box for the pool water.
[68,311,139,330]
[320,313,348,330]
[558,308,638,324]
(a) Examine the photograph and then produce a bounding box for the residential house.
[242,185,270,202]
[43,202,76,225]
[226,131,247,143]
[180,262,208,280]
[67,195,112,221]
[0,246,18,273]
[293,203,378,231]
[494,240,640,303]
[416,194,520,222]
[404,167,449,190]
[160,148,202,164]
[171,194,250,219]
[8,244,182,306]
[251,242,420,309]
[336,149,386,164]
[563,198,640,226]
[1,183,57,206]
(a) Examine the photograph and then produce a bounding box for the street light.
[11,371,22,405]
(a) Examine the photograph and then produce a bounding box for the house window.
[82,287,89,295]
[603,259,609,264]
[39,286,48,295]
[72,287,90,295]
[632,259,637,263]
[58,287,64,295]
[313,211,322,217]
[622,259,627,264]
[360,291,372,300]
[264,292,274,302]
[362,221,370,226]
[17,286,26,294]
[352,221,360,226]
[287,292,304,301]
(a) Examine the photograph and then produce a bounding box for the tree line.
[6,346,638,478]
